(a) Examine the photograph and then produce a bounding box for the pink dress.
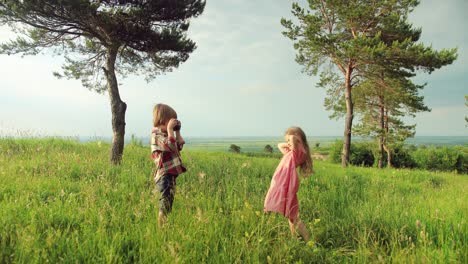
[264,146,306,222]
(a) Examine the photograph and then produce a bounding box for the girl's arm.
[277,142,290,154]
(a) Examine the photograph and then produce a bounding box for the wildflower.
[198,172,206,182]
[313,218,321,225]
[196,207,207,223]
[415,220,421,229]
[168,242,180,261]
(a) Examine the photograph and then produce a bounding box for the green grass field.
[0,138,466,263]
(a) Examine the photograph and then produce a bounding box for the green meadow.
[0,138,466,263]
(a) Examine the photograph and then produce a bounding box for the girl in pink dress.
[264,127,314,241]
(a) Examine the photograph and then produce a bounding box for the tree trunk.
[378,95,385,169]
[104,47,127,165]
[378,137,384,168]
[383,144,392,168]
[384,108,392,168]
[341,65,354,167]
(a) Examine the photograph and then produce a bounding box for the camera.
[173,120,181,131]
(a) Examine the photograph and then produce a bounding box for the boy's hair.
[153,104,177,127]
[285,127,314,176]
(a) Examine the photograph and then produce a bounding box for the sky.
[0,0,467,138]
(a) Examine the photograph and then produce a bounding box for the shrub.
[349,143,374,167]
[455,153,468,174]
[411,146,467,173]
[330,140,374,167]
[330,140,343,164]
[264,144,273,153]
[390,145,416,169]
[229,144,241,153]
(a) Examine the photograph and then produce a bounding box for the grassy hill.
[0,139,466,263]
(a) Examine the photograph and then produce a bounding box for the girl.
[151,103,186,227]
[264,127,313,241]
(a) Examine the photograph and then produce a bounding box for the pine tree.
[282,0,457,167]
[0,0,205,164]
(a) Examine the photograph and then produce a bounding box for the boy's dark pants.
[156,174,177,214]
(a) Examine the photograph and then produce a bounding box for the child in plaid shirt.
[151,103,186,227]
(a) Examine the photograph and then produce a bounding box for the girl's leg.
[288,219,296,236]
[297,220,310,242]
[289,218,310,242]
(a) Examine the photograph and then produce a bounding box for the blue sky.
[0,0,467,138]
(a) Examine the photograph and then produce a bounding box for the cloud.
[0,1,466,137]
[414,105,468,136]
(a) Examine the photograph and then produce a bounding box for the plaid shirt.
[151,128,187,183]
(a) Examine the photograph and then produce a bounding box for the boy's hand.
[176,133,185,149]
[167,118,178,130]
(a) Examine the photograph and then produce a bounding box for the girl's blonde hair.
[285,127,314,176]
[153,103,177,127]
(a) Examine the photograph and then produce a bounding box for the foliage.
[353,77,429,167]
[330,140,374,167]
[0,139,466,263]
[0,0,206,91]
[282,0,457,166]
[465,95,468,125]
[229,144,241,153]
[0,0,206,164]
[264,144,273,153]
[412,146,468,174]
[349,143,375,167]
[329,141,467,173]
[387,145,416,169]
[329,140,344,164]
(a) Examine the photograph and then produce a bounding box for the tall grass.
[0,139,466,263]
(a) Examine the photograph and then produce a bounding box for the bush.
[411,146,467,174]
[329,140,467,173]
[330,140,343,164]
[455,153,468,174]
[389,145,416,169]
[264,144,273,153]
[349,143,374,167]
[229,144,241,153]
[330,140,374,167]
